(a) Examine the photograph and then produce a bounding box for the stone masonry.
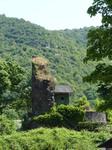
[85,111,107,123]
[32,56,55,116]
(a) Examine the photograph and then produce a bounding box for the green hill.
[0,14,98,102]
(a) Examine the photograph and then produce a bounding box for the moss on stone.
[32,56,56,84]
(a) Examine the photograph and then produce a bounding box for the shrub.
[33,111,63,127]
[2,107,19,120]
[0,115,16,135]
[30,105,85,129]
[57,104,85,128]
[0,127,110,150]
[106,109,112,122]
[94,99,106,111]
[76,96,91,110]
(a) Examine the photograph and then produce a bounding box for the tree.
[0,61,11,97]
[0,60,31,113]
[13,75,32,112]
[0,60,24,98]
[83,0,112,109]
[76,96,91,110]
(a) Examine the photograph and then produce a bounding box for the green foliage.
[0,14,98,102]
[87,0,112,27]
[2,107,19,120]
[30,105,85,129]
[0,60,24,99]
[6,61,24,92]
[83,0,112,110]
[0,127,111,149]
[57,104,85,127]
[75,96,91,110]
[0,59,31,116]
[106,109,112,123]
[33,111,63,127]
[12,75,32,113]
[94,99,106,111]
[0,62,11,97]
[0,114,16,135]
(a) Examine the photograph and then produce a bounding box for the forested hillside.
[0,14,98,102]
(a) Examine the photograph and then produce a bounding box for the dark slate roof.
[97,138,112,148]
[54,85,74,94]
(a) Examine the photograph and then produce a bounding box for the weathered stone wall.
[32,57,55,116]
[85,111,107,123]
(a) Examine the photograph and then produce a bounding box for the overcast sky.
[0,0,101,30]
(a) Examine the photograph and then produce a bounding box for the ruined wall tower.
[32,56,55,116]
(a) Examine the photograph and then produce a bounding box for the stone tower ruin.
[32,56,55,116]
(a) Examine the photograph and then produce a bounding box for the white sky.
[0,0,101,30]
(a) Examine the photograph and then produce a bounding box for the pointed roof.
[54,85,74,94]
[97,138,112,148]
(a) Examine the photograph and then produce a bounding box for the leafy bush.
[75,96,91,110]
[30,105,85,129]
[0,127,111,150]
[2,107,19,120]
[94,99,106,111]
[57,104,85,128]
[33,111,63,127]
[0,115,16,135]
[106,109,112,123]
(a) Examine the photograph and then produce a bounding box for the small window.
[61,97,64,100]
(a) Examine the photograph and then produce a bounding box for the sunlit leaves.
[0,60,24,99]
[84,0,112,109]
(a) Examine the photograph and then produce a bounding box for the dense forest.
[0,14,98,103]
